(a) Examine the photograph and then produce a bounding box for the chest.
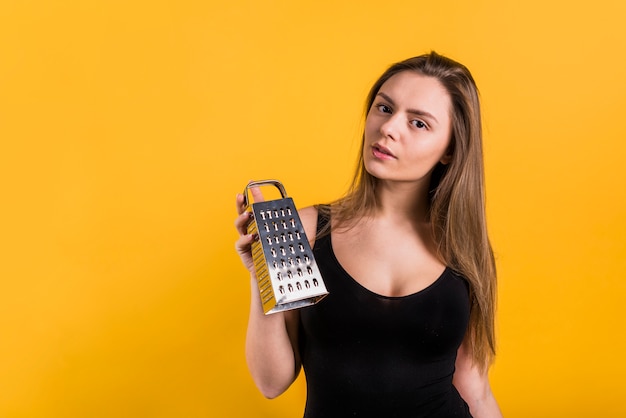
[331,222,445,297]
[302,241,471,359]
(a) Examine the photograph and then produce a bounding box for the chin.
[364,158,394,179]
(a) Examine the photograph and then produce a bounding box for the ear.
[439,152,453,165]
[439,139,454,165]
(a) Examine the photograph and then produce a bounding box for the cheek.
[407,136,451,164]
[430,129,452,155]
[363,117,376,140]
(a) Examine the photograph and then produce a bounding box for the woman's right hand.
[236,184,303,399]
[234,187,264,274]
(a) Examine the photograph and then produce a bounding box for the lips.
[372,143,396,159]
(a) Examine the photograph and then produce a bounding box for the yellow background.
[1,1,625,417]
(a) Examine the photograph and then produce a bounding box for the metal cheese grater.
[243,180,329,314]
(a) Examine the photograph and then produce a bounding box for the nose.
[380,114,401,141]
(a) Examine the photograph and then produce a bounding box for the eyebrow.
[376,92,439,124]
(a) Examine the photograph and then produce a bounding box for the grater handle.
[242,179,288,208]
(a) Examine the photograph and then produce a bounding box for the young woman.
[235,51,503,417]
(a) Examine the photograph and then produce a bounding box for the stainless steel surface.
[244,180,329,314]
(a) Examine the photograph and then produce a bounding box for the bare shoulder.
[298,206,319,246]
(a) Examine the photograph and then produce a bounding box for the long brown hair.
[322,51,497,371]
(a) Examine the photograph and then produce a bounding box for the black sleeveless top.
[298,211,473,417]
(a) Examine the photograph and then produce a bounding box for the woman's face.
[363,71,453,185]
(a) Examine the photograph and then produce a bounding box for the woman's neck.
[374,179,431,223]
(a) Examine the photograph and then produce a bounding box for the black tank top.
[298,211,473,417]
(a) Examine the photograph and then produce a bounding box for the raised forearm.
[245,276,300,398]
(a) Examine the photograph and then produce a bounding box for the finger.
[236,193,247,215]
[250,186,265,203]
[234,211,253,235]
[235,231,258,253]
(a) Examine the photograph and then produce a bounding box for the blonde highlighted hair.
[321,51,497,371]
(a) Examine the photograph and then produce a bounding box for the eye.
[376,103,392,114]
[411,119,427,129]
